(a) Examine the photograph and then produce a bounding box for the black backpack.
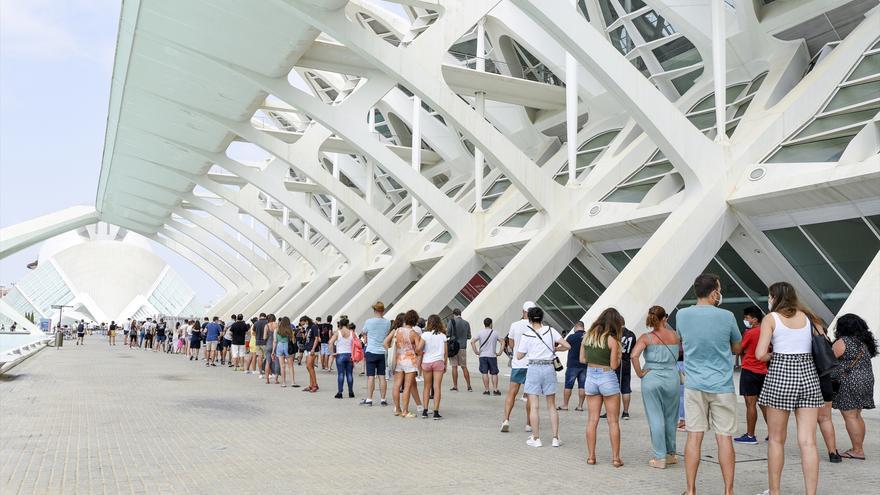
[447,318,460,357]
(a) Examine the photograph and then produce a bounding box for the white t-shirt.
[475,328,501,358]
[507,319,531,369]
[421,331,447,363]
[516,326,562,361]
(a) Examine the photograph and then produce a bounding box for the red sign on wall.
[458,272,490,302]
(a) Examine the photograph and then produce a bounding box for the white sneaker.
[551,437,561,448]
[526,436,542,448]
[525,425,533,433]
[416,376,424,383]
[259,374,265,379]
[518,396,527,402]
[500,420,510,433]
[417,405,424,413]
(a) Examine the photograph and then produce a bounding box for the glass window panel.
[726,84,748,104]
[794,109,877,140]
[671,67,703,94]
[604,181,657,202]
[577,0,590,20]
[690,95,715,113]
[568,258,607,295]
[715,242,767,299]
[556,267,599,309]
[765,227,849,313]
[433,231,451,243]
[733,98,752,118]
[537,295,574,331]
[825,80,880,112]
[765,135,854,163]
[847,53,880,81]
[687,111,716,130]
[445,184,463,198]
[609,26,634,55]
[802,218,880,287]
[653,37,701,71]
[626,162,673,182]
[604,251,631,272]
[630,56,651,78]
[501,210,537,228]
[598,0,619,26]
[632,10,676,42]
[554,172,568,185]
[620,0,647,13]
[582,130,620,149]
[576,149,602,169]
[746,72,768,95]
[867,215,880,232]
[484,178,511,197]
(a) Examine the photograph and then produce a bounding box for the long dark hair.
[426,314,445,335]
[277,317,294,339]
[835,314,878,357]
[768,282,800,318]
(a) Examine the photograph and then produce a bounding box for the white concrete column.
[331,153,339,227]
[565,52,578,184]
[281,206,289,252]
[411,94,422,231]
[474,18,486,212]
[364,159,374,242]
[712,0,728,144]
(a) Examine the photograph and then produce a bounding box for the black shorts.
[739,369,766,396]
[479,357,499,375]
[618,361,632,394]
[365,352,386,377]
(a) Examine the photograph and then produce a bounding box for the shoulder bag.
[478,330,495,353]
[351,331,364,363]
[810,321,839,377]
[531,327,564,372]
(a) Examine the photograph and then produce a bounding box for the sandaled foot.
[574,407,584,411]
[840,450,866,460]
[586,457,596,465]
[666,454,678,465]
[649,458,666,469]
[612,458,624,468]
[556,406,569,411]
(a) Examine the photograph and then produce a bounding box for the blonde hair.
[583,308,623,349]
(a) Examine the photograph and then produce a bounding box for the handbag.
[652,331,685,384]
[531,327,564,372]
[351,332,365,363]
[810,322,839,378]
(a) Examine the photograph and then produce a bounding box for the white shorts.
[231,344,247,359]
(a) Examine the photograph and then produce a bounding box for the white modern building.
[1,0,879,389]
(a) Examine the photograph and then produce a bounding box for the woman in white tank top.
[329,319,355,399]
[755,282,823,495]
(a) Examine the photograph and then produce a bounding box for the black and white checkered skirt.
[758,353,824,411]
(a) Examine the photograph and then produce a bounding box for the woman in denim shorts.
[579,308,624,467]
[515,307,570,448]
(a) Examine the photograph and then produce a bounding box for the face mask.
[767,298,773,312]
[715,291,723,307]
[742,319,751,328]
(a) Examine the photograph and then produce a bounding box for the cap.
[522,301,536,311]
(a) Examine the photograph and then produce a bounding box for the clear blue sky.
[0,0,220,306]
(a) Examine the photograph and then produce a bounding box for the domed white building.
[2,223,200,326]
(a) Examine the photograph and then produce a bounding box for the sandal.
[666,454,678,465]
[556,407,569,411]
[574,407,584,411]
[612,458,624,468]
[649,458,666,469]
[586,457,596,465]
[840,450,866,460]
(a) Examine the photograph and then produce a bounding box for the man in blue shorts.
[359,301,390,407]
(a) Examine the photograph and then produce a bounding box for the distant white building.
[1,224,200,326]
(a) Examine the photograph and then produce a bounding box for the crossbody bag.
[530,327,564,372]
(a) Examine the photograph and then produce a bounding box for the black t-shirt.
[254,319,268,346]
[319,323,332,344]
[156,323,166,337]
[620,328,637,362]
[305,324,319,351]
[230,321,249,345]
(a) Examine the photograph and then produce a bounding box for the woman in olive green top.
[579,308,623,467]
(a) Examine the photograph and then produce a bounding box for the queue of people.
[97,271,875,495]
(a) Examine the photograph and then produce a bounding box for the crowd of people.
[92,272,875,495]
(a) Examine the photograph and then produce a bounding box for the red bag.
[351,332,364,363]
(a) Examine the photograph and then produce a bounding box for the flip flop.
[840,451,866,460]
[574,407,584,411]
[556,407,569,411]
